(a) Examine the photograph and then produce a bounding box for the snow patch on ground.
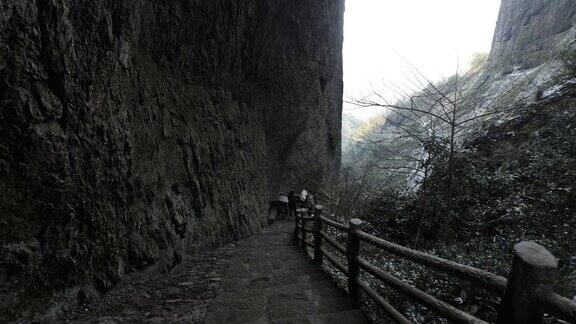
[542,77,576,100]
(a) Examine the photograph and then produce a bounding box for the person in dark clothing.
[288,191,296,220]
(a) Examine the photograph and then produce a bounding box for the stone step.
[238,233,293,239]
[208,294,359,322]
[317,309,370,324]
[215,283,314,303]
[238,242,296,248]
[245,231,293,236]
[228,252,306,263]
[219,272,329,290]
[214,283,347,303]
[223,269,337,289]
[226,269,324,282]
[230,250,306,258]
[239,235,294,241]
[219,273,306,292]
[269,317,310,324]
[269,309,369,324]
[317,296,357,314]
[219,273,334,291]
[267,296,358,320]
[238,236,293,244]
[310,279,338,289]
[205,295,268,324]
[225,264,323,277]
[267,299,315,320]
[234,245,301,252]
[232,251,301,257]
[314,286,349,299]
[226,259,324,273]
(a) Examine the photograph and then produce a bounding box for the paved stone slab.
[205,221,369,324]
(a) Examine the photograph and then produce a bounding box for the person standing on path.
[288,191,296,220]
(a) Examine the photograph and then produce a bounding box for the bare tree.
[347,60,513,237]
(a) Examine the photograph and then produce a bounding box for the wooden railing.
[293,205,576,324]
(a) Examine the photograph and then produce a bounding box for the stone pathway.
[62,221,368,323]
[205,221,369,324]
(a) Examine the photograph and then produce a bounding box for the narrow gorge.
[0,0,343,319]
[2,0,576,322]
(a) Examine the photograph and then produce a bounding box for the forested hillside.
[335,0,576,321]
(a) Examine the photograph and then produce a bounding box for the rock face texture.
[489,0,576,68]
[0,0,343,308]
[463,0,576,115]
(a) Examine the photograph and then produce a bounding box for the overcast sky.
[344,0,502,120]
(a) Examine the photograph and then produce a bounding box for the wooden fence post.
[313,205,323,264]
[347,218,363,303]
[301,210,307,248]
[497,241,558,324]
[293,208,299,242]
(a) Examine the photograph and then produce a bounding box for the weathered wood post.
[293,208,299,242]
[347,218,363,303]
[301,209,307,248]
[497,241,558,324]
[313,205,323,264]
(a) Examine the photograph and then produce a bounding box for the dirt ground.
[62,243,238,323]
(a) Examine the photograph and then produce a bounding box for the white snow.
[542,77,576,100]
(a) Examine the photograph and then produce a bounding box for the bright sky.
[344,0,502,121]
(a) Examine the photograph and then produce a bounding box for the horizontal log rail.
[291,204,576,323]
[359,258,487,324]
[320,231,346,254]
[320,216,349,231]
[321,246,348,275]
[356,231,507,293]
[358,281,411,324]
[296,225,313,233]
[538,291,576,322]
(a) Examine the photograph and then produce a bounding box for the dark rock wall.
[0,0,343,292]
[246,2,344,195]
[489,0,576,68]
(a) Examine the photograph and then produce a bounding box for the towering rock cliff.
[469,0,576,113]
[490,0,576,69]
[0,0,343,309]
[342,0,576,176]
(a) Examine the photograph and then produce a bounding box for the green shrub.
[557,49,576,77]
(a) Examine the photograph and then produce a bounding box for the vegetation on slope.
[329,56,576,322]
